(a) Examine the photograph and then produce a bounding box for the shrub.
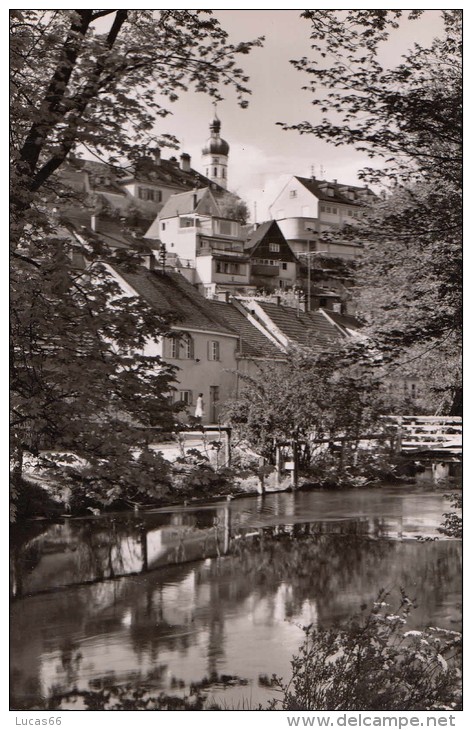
[268,590,462,711]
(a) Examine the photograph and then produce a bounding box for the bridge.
[383,416,462,456]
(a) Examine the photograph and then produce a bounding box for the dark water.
[10,486,462,709]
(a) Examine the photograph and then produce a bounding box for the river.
[10,485,462,710]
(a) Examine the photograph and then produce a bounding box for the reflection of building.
[269,176,376,259]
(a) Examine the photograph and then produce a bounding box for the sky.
[149,9,445,222]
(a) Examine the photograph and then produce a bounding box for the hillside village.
[57,112,407,424]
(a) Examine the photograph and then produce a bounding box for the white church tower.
[202,111,229,190]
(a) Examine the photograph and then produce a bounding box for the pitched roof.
[157,188,220,220]
[295,177,375,206]
[322,310,363,334]
[207,300,284,359]
[62,212,152,250]
[244,220,298,261]
[116,268,236,336]
[256,302,343,351]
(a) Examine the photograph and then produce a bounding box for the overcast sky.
[152,9,444,222]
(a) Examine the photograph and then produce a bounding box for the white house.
[269,176,376,258]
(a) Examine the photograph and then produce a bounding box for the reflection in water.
[10,487,462,709]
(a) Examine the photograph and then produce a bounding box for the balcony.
[251,264,279,277]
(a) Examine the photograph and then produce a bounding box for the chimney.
[169,156,178,166]
[180,153,191,172]
[333,179,337,184]
[152,147,161,166]
[91,214,97,231]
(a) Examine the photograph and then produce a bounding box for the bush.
[268,590,462,711]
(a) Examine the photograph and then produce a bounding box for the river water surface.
[10,485,462,709]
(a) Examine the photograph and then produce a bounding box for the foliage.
[438,492,462,538]
[10,10,262,513]
[224,345,387,463]
[10,9,263,207]
[269,590,462,711]
[218,197,250,224]
[170,447,237,499]
[282,10,460,186]
[284,10,462,414]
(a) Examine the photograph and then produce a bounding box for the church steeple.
[202,107,229,189]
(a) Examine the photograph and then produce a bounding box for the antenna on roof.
[253,201,257,224]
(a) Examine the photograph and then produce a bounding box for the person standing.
[194,393,205,422]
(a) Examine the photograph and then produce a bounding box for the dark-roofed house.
[232,298,349,354]
[207,298,286,379]
[244,220,298,292]
[110,267,242,423]
[269,175,376,258]
[57,135,235,236]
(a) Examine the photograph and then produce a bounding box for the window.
[164,333,194,359]
[281,262,287,270]
[208,341,220,361]
[138,187,162,202]
[179,333,194,359]
[214,167,218,177]
[348,210,353,217]
[219,220,233,236]
[212,157,219,164]
[222,169,226,178]
[332,206,338,214]
[177,390,193,405]
[161,222,166,230]
[179,216,194,228]
[269,242,280,253]
[206,169,209,177]
[217,261,240,275]
[289,190,297,198]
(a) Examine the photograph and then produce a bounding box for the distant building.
[57,114,234,234]
[201,112,230,190]
[244,220,299,292]
[269,176,376,258]
[145,187,253,298]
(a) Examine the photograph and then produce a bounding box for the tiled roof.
[66,156,226,196]
[323,310,363,332]
[63,213,151,250]
[295,177,375,206]
[117,268,235,336]
[257,302,343,351]
[207,300,284,359]
[157,188,218,220]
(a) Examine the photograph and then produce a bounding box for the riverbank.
[14,448,457,521]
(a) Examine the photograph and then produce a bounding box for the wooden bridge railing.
[381,416,462,454]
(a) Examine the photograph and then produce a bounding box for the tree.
[224,345,386,465]
[282,10,461,413]
[10,10,262,515]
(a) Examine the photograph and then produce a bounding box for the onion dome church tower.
[202,110,230,190]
